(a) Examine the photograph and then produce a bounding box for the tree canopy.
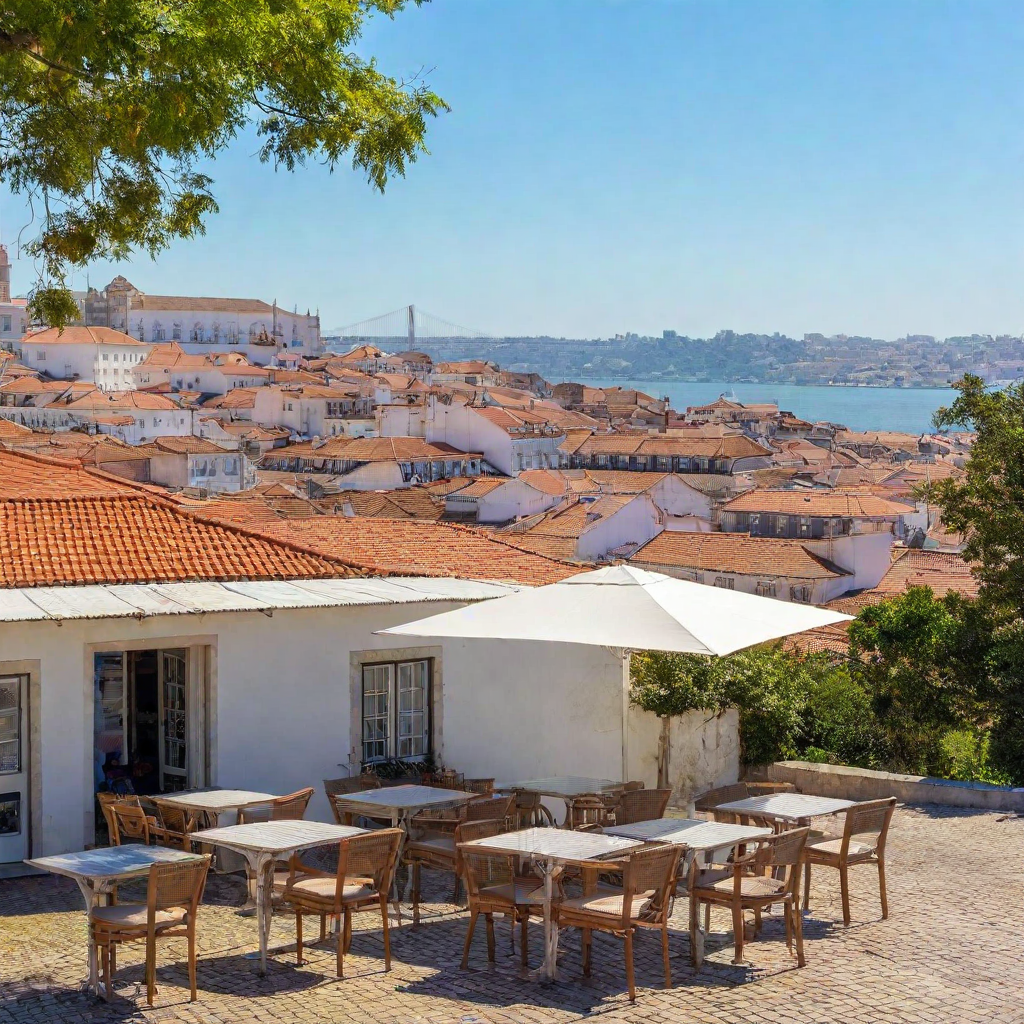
[931,374,1024,618]
[0,1,446,325]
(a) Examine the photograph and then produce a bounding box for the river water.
[566,378,956,434]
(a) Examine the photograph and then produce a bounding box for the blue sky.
[4,0,1024,338]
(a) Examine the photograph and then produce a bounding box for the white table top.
[463,826,641,863]
[505,777,620,798]
[27,844,203,882]
[158,789,279,813]
[193,820,366,855]
[605,817,772,851]
[714,793,855,821]
[331,784,476,813]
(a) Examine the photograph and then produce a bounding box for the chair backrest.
[617,788,672,825]
[513,790,552,828]
[109,802,150,846]
[619,844,680,924]
[324,778,381,824]
[745,781,797,797]
[269,787,315,821]
[844,797,896,856]
[426,770,465,790]
[337,828,402,900]
[568,795,610,830]
[754,828,809,896]
[153,801,195,848]
[622,780,645,792]
[147,856,211,920]
[464,778,495,796]
[694,782,748,813]
[459,847,515,902]
[466,794,515,823]
[97,792,139,840]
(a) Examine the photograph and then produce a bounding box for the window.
[0,675,23,773]
[755,580,777,598]
[714,576,735,590]
[172,323,182,341]
[361,659,431,763]
[1,316,10,332]
[113,353,119,362]
[790,585,812,604]
[35,350,45,361]
[223,457,239,475]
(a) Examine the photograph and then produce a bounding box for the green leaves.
[0,0,446,325]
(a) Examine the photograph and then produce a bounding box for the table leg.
[73,879,105,995]
[392,813,406,927]
[540,859,559,982]
[252,852,272,976]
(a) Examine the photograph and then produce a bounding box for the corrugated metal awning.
[0,577,518,623]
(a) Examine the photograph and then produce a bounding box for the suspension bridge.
[327,305,500,351]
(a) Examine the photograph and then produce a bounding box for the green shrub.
[799,662,880,768]
[936,728,1011,786]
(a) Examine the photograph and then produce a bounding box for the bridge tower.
[407,305,415,349]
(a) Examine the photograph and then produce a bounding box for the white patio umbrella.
[378,564,852,657]
[378,565,853,781]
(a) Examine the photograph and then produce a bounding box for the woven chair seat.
[288,877,376,902]
[479,880,548,907]
[705,875,787,899]
[806,837,876,858]
[559,885,655,920]
[91,904,188,930]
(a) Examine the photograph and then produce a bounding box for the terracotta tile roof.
[0,450,360,587]
[133,294,277,314]
[0,419,34,439]
[722,489,909,518]
[24,326,148,346]
[266,436,481,463]
[571,433,771,460]
[498,495,641,561]
[517,469,577,496]
[584,470,670,494]
[827,549,978,614]
[64,390,181,411]
[262,517,576,585]
[0,377,79,396]
[446,478,510,499]
[629,532,850,580]
[136,436,233,456]
[202,389,258,409]
[783,623,854,657]
[316,488,445,521]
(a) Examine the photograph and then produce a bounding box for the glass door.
[0,675,28,862]
[158,650,188,791]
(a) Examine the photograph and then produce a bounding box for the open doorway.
[94,648,193,799]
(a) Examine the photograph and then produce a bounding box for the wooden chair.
[566,795,612,831]
[405,817,507,925]
[152,800,198,852]
[89,855,210,1005]
[745,781,797,797]
[513,790,555,828]
[238,787,315,897]
[280,828,403,978]
[458,845,550,970]
[323,777,381,823]
[557,843,681,1002]
[100,793,162,844]
[689,827,809,967]
[465,778,495,795]
[693,782,748,819]
[109,802,156,846]
[418,793,515,835]
[803,797,896,925]
[616,788,672,826]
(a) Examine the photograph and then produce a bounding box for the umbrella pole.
[618,648,631,784]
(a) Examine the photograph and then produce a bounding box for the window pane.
[0,678,20,773]
[362,664,393,762]
[396,661,429,758]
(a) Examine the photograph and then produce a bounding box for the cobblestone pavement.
[2,806,1024,1024]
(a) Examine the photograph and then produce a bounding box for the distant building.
[81,275,323,363]
[0,245,29,348]
[16,326,152,390]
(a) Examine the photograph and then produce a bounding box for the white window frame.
[359,658,432,764]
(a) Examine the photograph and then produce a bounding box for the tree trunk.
[657,715,671,790]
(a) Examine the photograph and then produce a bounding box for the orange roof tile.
[262,517,576,585]
[0,449,363,587]
[630,532,849,580]
[24,326,148,346]
[571,433,770,460]
[723,489,909,518]
[266,436,480,463]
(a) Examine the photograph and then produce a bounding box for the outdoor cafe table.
[502,777,621,826]
[462,826,643,982]
[605,817,773,965]
[26,844,204,996]
[192,819,367,975]
[157,788,280,824]
[713,793,855,827]
[331,783,477,907]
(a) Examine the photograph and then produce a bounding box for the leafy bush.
[798,661,880,768]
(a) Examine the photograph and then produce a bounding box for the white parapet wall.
[751,759,1024,811]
